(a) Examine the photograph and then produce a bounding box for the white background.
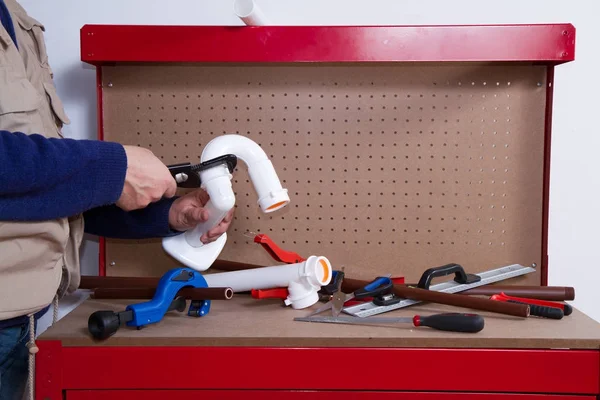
[18,0,599,333]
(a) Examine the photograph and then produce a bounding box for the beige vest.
[0,0,83,320]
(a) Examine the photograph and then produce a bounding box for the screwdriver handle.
[413,313,485,333]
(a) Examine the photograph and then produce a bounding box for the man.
[0,0,234,398]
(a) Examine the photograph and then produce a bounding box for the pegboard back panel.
[101,62,547,284]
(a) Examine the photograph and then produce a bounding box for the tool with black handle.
[343,263,535,318]
[167,154,238,188]
[87,267,214,340]
[507,301,564,319]
[307,274,393,317]
[295,312,485,333]
[490,293,566,319]
[88,297,187,340]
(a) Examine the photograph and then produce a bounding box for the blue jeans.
[0,322,30,400]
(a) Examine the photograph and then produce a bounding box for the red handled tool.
[247,232,403,301]
[294,312,485,333]
[490,292,569,319]
[253,233,306,264]
[248,233,304,300]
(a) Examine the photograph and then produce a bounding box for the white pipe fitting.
[204,256,333,309]
[233,0,269,26]
[200,134,289,215]
[162,134,289,272]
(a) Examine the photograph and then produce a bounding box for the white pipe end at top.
[233,0,269,26]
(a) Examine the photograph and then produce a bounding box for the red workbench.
[36,296,600,399]
[34,23,600,399]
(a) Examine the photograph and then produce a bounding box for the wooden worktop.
[39,293,600,349]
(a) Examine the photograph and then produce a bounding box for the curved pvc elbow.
[200,134,290,213]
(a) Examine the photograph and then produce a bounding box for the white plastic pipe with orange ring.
[162,134,290,272]
[203,256,333,309]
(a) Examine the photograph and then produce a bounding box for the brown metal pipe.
[206,262,575,302]
[80,276,160,289]
[90,287,234,300]
[80,260,261,289]
[341,278,530,318]
[459,286,575,301]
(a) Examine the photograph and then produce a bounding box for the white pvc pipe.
[204,256,333,309]
[233,0,269,26]
[200,134,290,214]
[162,134,289,272]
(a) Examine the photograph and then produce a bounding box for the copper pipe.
[90,287,234,300]
[459,286,575,301]
[399,283,576,301]
[341,278,530,318]
[80,260,260,289]
[80,276,160,289]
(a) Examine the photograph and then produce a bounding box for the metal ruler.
[342,263,535,318]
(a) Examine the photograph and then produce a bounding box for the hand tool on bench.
[343,263,534,318]
[238,233,403,301]
[252,232,305,264]
[87,267,214,340]
[294,312,485,333]
[341,279,530,318]
[307,274,394,317]
[490,292,572,319]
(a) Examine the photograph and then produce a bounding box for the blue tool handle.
[126,268,208,327]
[354,276,393,299]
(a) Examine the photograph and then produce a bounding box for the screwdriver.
[294,312,485,333]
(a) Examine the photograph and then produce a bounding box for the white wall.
[20,0,599,333]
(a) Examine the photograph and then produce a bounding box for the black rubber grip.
[88,311,121,340]
[414,313,485,333]
[508,300,563,319]
[563,304,573,316]
[417,263,481,290]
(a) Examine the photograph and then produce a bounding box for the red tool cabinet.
[34,23,600,399]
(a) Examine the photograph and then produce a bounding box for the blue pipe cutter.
[88,267,211,340]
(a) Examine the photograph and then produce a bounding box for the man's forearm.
[0,130,127,220]
[83,197,182,239]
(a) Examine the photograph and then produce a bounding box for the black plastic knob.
[88,310,121,340]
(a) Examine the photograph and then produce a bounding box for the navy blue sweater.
[0,8,180,239]
[0,130,181,239]
[0,0,17,49]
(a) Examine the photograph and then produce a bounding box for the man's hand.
[169,188,234,244]
[116,145,177,211]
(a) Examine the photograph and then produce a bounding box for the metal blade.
[330,270,347,316]
[331,292,348,317]
[305,301,334,317]
[294,316,413,325]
